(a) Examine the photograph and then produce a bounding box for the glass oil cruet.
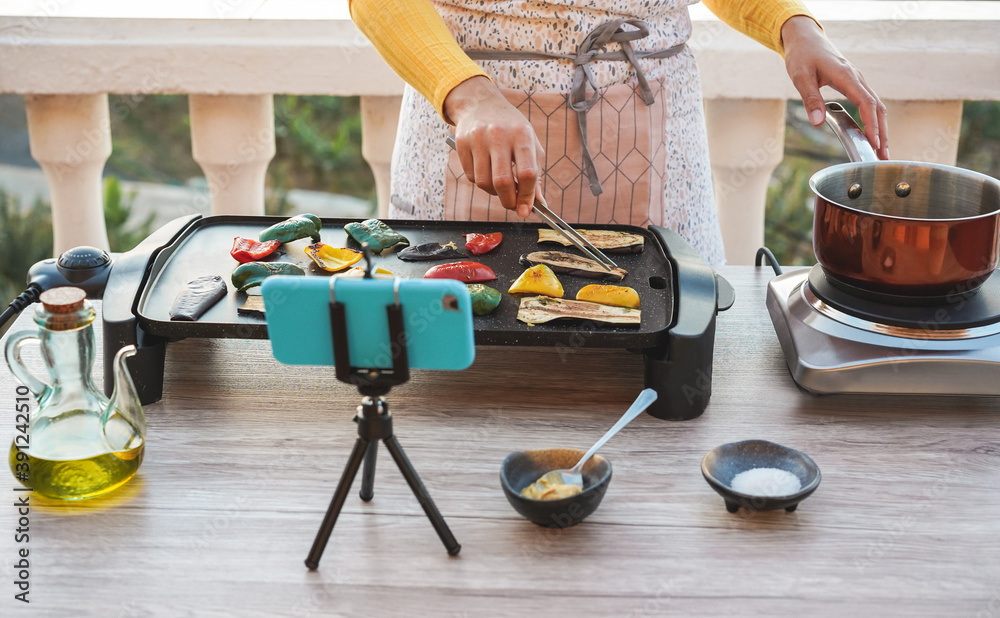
[5,287,146,500]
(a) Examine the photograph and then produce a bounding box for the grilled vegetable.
[424,261,497,283]
[343,219,409,253]
[575,284,640,309]
[398,241,466,261]
[231,262,305,292]
[259,214,322,243]
[237,295,267,317]
[538,228,644,253]
[517,296,641,325]
[305,243,363,272]
[508,264,564,298]
[230,237,281,264]
[338,266,394,278]
[464,232,503,255]
[169,275,228,321]
[520,250,627,282]
[467,284,501,316]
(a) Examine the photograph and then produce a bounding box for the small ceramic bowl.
[500,448,612,528]
[701,440,821,513]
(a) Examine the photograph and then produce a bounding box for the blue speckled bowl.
[701,440,821,513]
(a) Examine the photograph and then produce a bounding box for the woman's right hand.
[443,76,545,218]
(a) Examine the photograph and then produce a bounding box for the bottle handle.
[4,331,50,400]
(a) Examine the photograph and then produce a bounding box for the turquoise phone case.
[261,276,475,371]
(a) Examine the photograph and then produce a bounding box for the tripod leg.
[305,437,369,570]
[359,441,378,501]
[383,435,461,556]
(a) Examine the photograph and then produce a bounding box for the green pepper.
[259,214,322,244]
[343,219,409,254]
[467,284,501,316]
[231,262,305,292]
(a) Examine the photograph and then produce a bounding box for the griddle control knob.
[57,246,112,282]
[58,246,110,271]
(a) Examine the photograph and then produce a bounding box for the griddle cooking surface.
[135,216,675,348]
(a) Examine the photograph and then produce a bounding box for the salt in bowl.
[701,439,821,513]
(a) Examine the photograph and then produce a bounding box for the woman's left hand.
[781,16,889,160]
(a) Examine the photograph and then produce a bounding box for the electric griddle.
[86,215,733,420]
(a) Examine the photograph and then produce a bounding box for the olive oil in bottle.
[9,411,144,500]
[5,287,147,501]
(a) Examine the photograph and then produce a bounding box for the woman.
[350,0,888,264]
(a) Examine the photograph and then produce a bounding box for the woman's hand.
[782,16,889,160]
[443,76,545,217]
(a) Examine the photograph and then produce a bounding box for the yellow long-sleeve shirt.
[349,0,817,121]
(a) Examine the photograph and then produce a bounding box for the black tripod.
[305,272,461,570]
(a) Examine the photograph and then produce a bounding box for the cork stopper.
[40,287,87,314]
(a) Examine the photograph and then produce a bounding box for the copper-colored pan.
[810,102,1000,298]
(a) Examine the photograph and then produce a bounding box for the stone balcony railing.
[1,1,998,264]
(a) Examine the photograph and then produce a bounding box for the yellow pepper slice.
[575,284,640,309]
[508,264,564,298]
[337,266,394,278]
[304,242,363,272]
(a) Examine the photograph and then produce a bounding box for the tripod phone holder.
[262,250,470,569]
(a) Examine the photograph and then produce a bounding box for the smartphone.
[261,275,475,371]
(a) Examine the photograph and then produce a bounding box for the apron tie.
[465,19,686,196]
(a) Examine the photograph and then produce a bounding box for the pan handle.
[824,102,879,163]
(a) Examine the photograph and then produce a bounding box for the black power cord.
[0,284,43,338]
[755,247,783,277]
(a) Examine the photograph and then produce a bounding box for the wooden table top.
[2,265,999,617]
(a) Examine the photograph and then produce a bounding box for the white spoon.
[528,388,658,494]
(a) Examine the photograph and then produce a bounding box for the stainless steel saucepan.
[810,102,1000,298]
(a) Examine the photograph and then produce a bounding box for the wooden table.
[2,266,999,617]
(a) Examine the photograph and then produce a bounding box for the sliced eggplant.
[538,229,644,253]
[169,275,227,321]
[398,241,466,261]
[237,295,267,317]
[520,251,627,282]
[516,296,641,325]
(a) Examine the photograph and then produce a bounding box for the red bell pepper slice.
[230,237,281,264]
[464,232,503,255]
[423,261,497,283]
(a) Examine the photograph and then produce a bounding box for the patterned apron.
[389,0,727,265]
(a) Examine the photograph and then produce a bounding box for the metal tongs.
[445,135,618,271]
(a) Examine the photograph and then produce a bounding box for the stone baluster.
[189,95,276,216]
[360,95,402,218]
[25,94,112,255]
[883,100,963,165]
[704,98,787,265]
